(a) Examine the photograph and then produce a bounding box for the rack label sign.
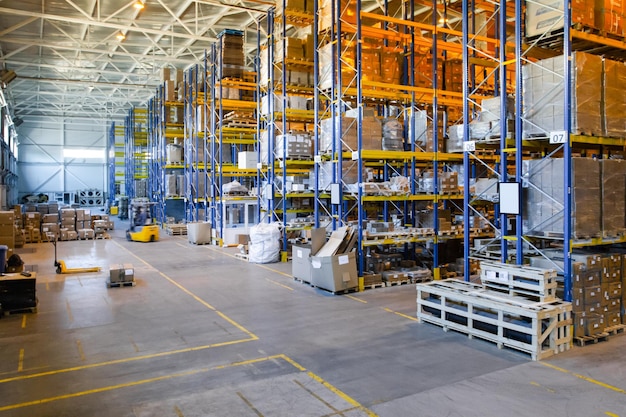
[463,141,476,152]
[549,130,567,144]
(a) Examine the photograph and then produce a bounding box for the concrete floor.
[0,222,624,416]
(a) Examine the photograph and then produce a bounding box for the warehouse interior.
[1,0,626,415]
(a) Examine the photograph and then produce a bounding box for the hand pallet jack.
[50,234,101,275]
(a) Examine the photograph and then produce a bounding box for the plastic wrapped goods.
[248,222,281,263]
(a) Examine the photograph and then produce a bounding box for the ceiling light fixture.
[133,1,145,9]
[116,32,126,41]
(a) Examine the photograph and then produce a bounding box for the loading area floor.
[0,226,624,416]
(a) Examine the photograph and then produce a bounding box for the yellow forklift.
[126,199,159,243]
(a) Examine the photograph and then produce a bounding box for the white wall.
[17,117,109,199]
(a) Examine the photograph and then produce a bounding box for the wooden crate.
[480,261,558,302]
[416,279,572,360]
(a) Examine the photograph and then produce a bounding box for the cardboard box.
[310,252,358,292]
[238,152,257,169]
[109,263,135,284]
[0,211,15,225]
[573,312,605,337]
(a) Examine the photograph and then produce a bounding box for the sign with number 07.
[549,130,567,144]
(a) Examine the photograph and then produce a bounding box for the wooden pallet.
[95,233,111,240]
[604,324,626,336]
[385,279,411,287]
[106,280,136,288]
[417,279,572,360]
[3,305,38,316]
[165,224,187,236]
[363,282,386,290]
[234,253,249,261]
[293,277,312,285]
[574,332,610,347]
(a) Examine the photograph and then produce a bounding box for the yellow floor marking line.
[236,391,265,417]
[294,379,342,415]
[541,362,626,395]
[255,264,292,278]
[0,354,378,416]
[277,355,379,417]
[345,295,367,304]
[45,277,50,291]
[112,239,258,341]
[530,381,556,394]
[320,407,360,417]
[0,337,256,385]
[17,349,24,372]
[21,315,27,329]
[605,412,619,417]
[265,278,294,291]
[173,405,185,417]
[76,340,86,362]
[65,299,74,323]
[382,307,418,322]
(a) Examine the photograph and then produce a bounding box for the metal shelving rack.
[108,121,126,206]
[460,0,626,302]
[124,107,149,199]
[184,62,206,223]
[258,5,316,258]
[184,38,258,245]
[314,0,468,276]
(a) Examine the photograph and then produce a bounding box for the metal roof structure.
[0,0,272,122]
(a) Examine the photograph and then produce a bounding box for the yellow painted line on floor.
[0,337,256,385]
[277,354,379,417]
[111,239,258,341]
[605,412,619,417]
[174,405,185,417]
[236,391,265,417]
[65,299,74,323]
[265,278,294,291]
[157,271,259,340]
[541,362,626,395]
[530,381,556,394]
[0,354,378,416]
[345,295,367,304]
[21,315,27,329]
[294,379,341,414]
[255,264,293,278]
[17,349,24,372]
[382,307,418,322]
[76,340,86,361]
[45,277,50,291]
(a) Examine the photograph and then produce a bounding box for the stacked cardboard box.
[319,116,382,152]
[75,209,90,230]
[595,0,625,36]
[319,42,402,90]
[275,133,313,160]
[525,0,595,38]
[524,157,601,239]
[603,58,626,137]
[318,0,356,32]
[60,208,76,232]
[523,52,603,137]
[571,258,605,338]
[600,159,626,237]
[0,211,15,250]
[218,31,244,80]
[0,211,15,251]
[600,254,623,327]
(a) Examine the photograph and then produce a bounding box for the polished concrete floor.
[0,221,624,416]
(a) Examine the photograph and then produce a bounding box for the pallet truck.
[50,234,101,274]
